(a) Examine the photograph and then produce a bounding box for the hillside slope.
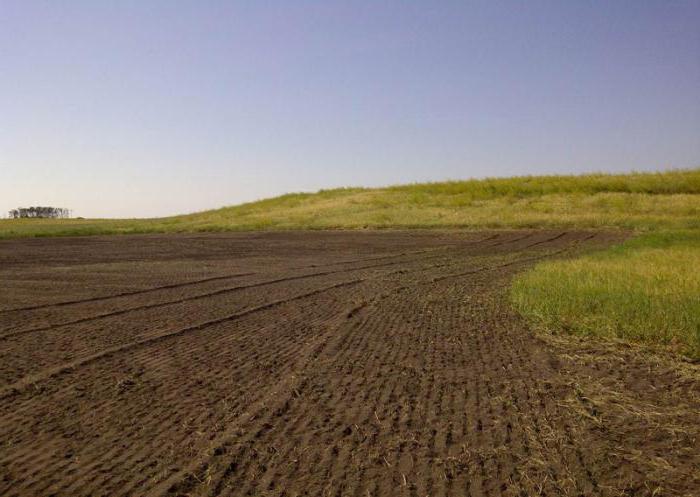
[1,169,699,239]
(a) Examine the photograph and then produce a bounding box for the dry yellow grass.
[1,169,699,238]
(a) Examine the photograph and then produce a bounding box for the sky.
[1,1,699,218]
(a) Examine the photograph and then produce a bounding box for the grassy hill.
[2,168,699,358]
[1,169,699,238]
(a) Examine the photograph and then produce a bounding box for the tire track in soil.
[0,275,359,387]
[185,271,582,497]
[151,236,596,497]
[1,232,585,402]
[194,238,604,495]
[3,234,554,394]
[0,278,364,399]
[0,244,500,392]
[0,280,378,495]
[0,240,521,388]
[0,232,509,336]
[0,237,469,316]
[0,272,254,314]
[0,242,554,395]
[434,232,597,283]
[0,245,460,339]
[3,231,682,497]
[1,246,520,494]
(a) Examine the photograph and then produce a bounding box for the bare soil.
[0,230,697,497]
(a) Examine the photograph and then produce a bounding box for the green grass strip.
[511,230,700,359]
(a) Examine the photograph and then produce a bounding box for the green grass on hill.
[512,231,700,359]
[1,169,699,239]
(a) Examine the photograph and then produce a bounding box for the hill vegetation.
[1,169,699,238]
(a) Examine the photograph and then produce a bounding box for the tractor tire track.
[1,232,590,396]
[0,232,513,339]
[0,278,364,400]
[0,272,255,314]
[4,230,688,497]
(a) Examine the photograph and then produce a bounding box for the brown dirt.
[0,230,697,497]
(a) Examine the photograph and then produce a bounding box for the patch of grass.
[511,231,700,359]
[1,169,699,238]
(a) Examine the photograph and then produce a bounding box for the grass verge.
[511,231,700,359]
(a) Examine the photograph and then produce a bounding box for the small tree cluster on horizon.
[8,207,72,219]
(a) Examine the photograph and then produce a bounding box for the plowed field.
[0,231,698,497]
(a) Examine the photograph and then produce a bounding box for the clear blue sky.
[2,1,699,218]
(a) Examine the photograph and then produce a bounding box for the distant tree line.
[8,207,72,219]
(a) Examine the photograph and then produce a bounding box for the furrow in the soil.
[0,279,365,400]
[0,251,483,388]
[0,248,458,338]
[87,300,396,494]
[0,281,379,496]
[148,280,425,495]
[0,232,511,333]
[262,291,437,493]
[1,232,667,497]
[0,272,256,314]
[0,240,467,317]
[161,283,425,496]
[433,232,594,282]
[487,232,533,247]
[159,279,455,496]
[2,252,568,496]
[0,243,577,401]
[519,230,568,248]
[0,277,337,386]
[167,264,600,497]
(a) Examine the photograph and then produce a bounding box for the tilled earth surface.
[0,231,698,497]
